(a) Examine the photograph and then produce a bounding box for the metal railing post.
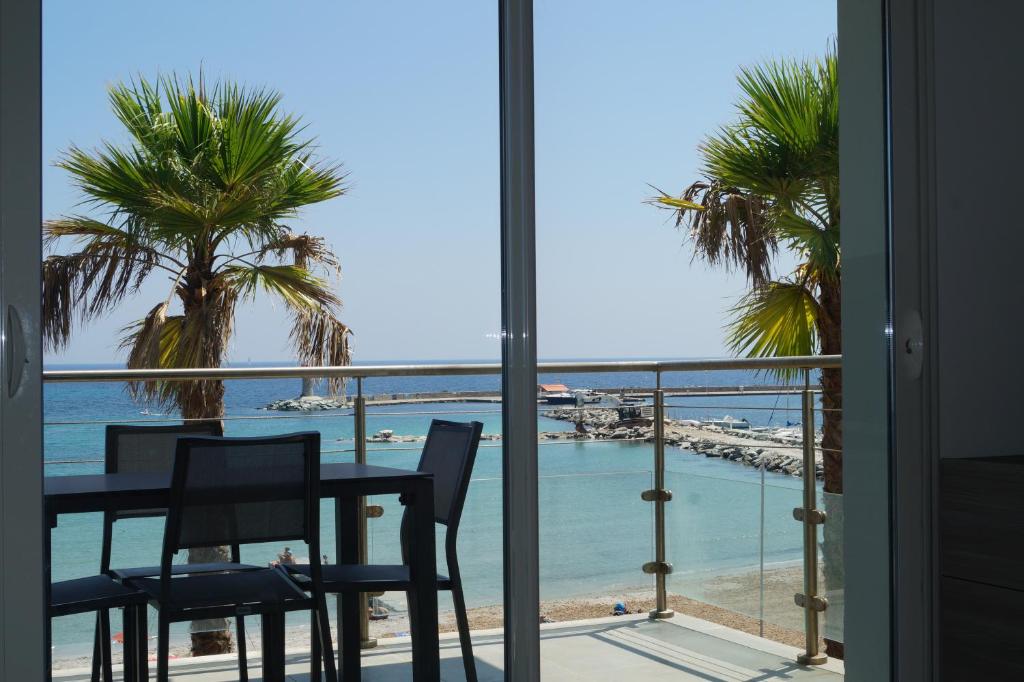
[794,369,827,665]
[353,379,377,649]
[643,378,673,619]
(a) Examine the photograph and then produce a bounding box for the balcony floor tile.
[54,613,844,681]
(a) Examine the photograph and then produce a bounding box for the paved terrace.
[54,613,844,682]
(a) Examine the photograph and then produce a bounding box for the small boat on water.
[703,415,751,430]
[544,390,602,405]
[370,429,394,442]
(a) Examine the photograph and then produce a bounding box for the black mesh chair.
[126,432,337,682]
[290,419,483,681]
[94,423,260,682]
[50,575,148,681]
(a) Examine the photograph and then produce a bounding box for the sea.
[45,360,820,662]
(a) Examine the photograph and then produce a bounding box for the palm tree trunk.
[818,282,844,659]
[180,378,235,656]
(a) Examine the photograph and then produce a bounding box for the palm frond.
[256,231,341,275]
[726,281,820,378]
[653,196,704,211]
[652,44,838,295]
[221,264,340,309]
[290,308,352,396]
[42,218,174,350]
[121,302,170,368]
[265,153,347,216]
[209,81,295,188]
[774,211,839,281]
[654,181,778,289]
[120,287,238,411]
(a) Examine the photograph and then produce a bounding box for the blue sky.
[43,1,835,364]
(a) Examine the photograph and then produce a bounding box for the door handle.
[900,309,924,381]
[6,304,27,398]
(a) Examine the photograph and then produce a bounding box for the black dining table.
[44,462,439,682]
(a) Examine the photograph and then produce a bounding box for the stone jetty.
[545,408,824,480]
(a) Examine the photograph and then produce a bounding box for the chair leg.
[310,608,322,681]
[99,608,113,682]
[405,589,419,642]
[236,615,248,682]
[157,615,170,682]
[316,593,339,682]
[450,580,478,682]
[90,611,103,682]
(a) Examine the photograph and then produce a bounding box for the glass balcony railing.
[43,356,841,667]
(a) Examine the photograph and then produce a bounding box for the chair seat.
[112,561,261,580]
[50,575,148,617]
[130,568,308,611]
[289,563,451,591]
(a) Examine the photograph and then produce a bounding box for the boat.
[369,429,394,442]
[544,390,601,405]
[703,415,751,430]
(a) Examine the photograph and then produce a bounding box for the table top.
[45,462,431,517]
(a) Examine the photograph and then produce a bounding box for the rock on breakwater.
[264,396,349,411]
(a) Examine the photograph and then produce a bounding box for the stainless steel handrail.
[42,355,840,382]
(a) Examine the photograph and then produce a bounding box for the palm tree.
[652,47,843,656]
[43,75,351,655]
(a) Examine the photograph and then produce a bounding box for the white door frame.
[0,0,45,678]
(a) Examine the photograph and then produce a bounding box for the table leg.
[44,512,54,680]
[408,478,439,681]
[135,605,149,682]
[122,606,136,682]
[337,495,361,681]
[261,611,286,682]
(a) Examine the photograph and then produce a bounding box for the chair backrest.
[414,420,483,528]
[162,432,319,566]
[105,422,223,521]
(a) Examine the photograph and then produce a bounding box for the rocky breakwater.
[360,432,502,444]
[546,408,823,480]
[265,396,349,411]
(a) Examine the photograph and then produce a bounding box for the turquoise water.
[46,363,815,660]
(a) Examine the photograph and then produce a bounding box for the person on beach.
[278,547,295,565]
